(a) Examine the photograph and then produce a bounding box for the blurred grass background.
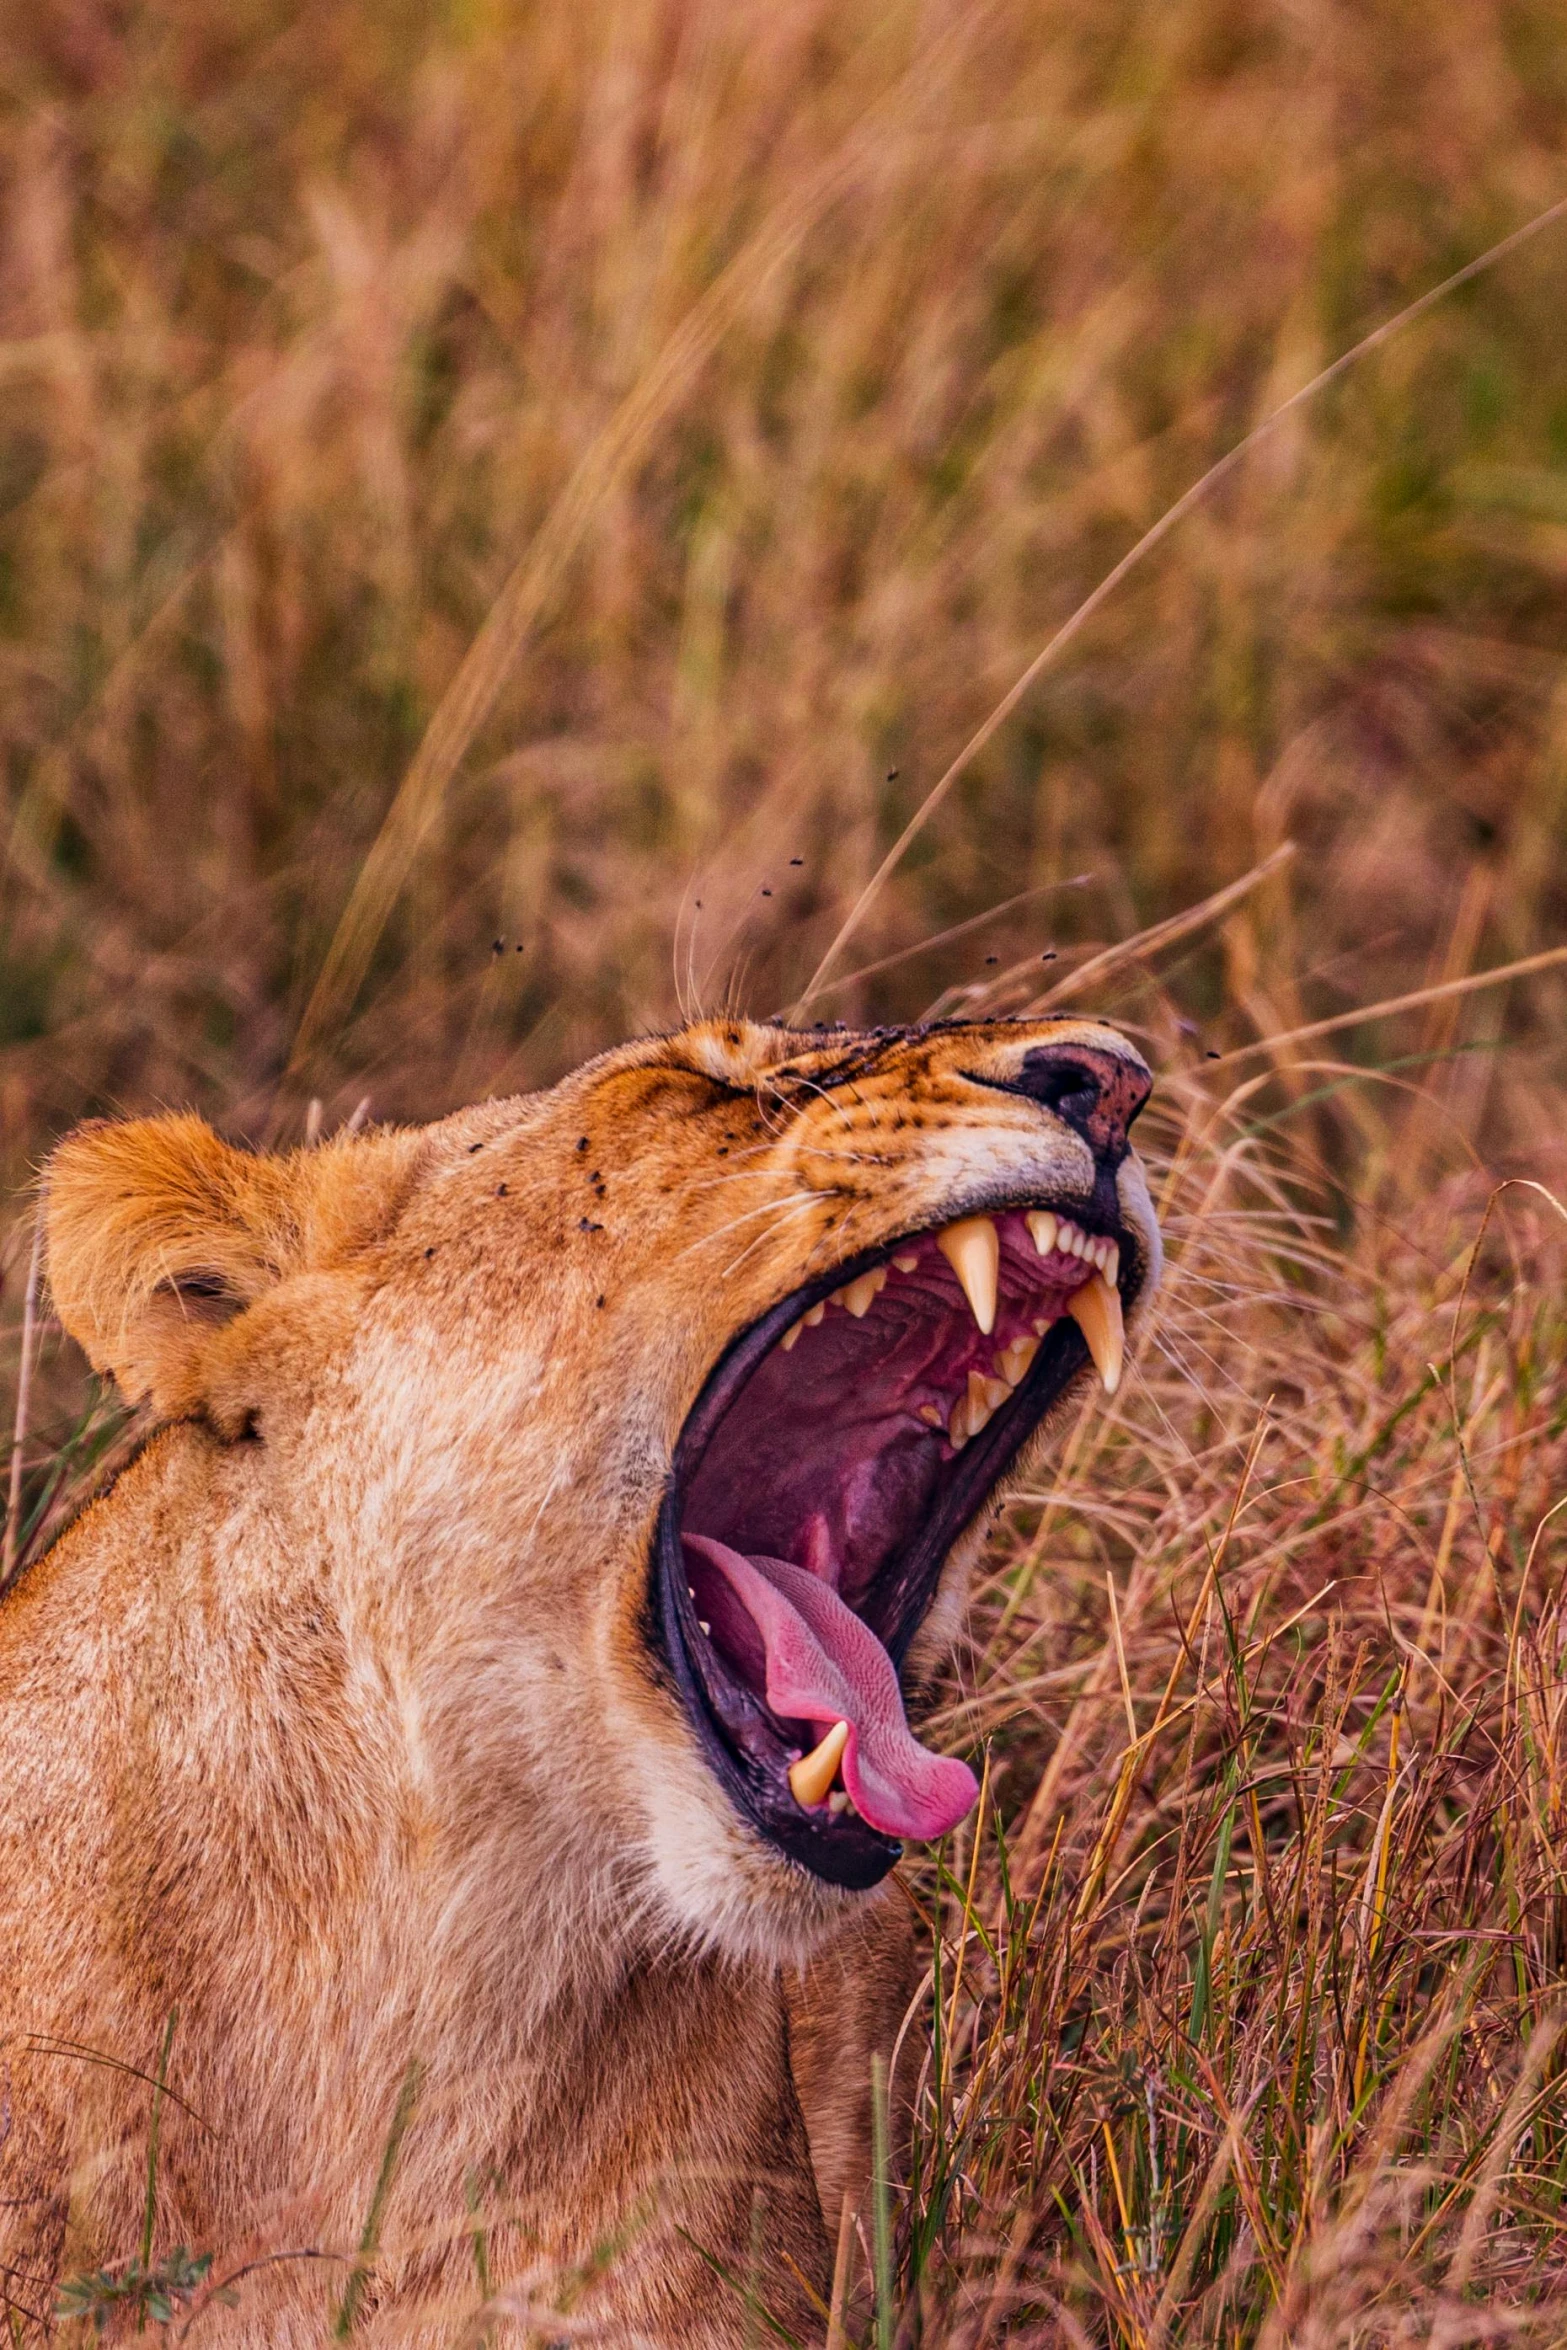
[4,0,1567,1178]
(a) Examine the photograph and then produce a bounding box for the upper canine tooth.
[841,1268,888,1318]
[1026,1210,1058,1258]
[1066,1271,1125,1395]
[937,1216,999,1334]
[789,1719,850,1809]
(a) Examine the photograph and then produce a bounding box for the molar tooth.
[802,1301,826,1328]
[698,1620,712,1636]
[918,1403,944,1427]
[937,1216,999,1335]
[1032,1316,1050,1336]
[842,1267,888,1318]
[1026,1210,1058,1258]
[1066,1271,1125,1395]
[779,1319,804,1352]
[947,1395,971,1449]
[789,1719,850,1809]
[893,1252,919,1273]
[997,1334,1039,1384]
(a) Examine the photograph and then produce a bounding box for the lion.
[0,1012,1158,2344]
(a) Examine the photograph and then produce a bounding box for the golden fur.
[0,1015,1159,2343]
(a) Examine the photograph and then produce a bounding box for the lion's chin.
[650,1190,1156,1896]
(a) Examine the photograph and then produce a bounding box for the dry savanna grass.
[7,0,1567,2339]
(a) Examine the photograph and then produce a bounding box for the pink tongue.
[682,1535,979,1842]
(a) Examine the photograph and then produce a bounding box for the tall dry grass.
[7,0,1567,2338]
[4,0,1567,1170]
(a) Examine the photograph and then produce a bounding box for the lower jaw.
[651,1310,1093,1887]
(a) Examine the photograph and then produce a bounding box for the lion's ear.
[45,1113,415,1421]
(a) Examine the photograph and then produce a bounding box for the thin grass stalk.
[2,1213,43,1594]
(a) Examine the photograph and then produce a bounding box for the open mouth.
[653,1201,1142,1889]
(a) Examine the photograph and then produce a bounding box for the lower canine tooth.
[963,1370,997,1437]
[1066,1271,1125,1395]
[937,1216,999,1334]
[789,1719,850,1808]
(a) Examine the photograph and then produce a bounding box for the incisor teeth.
[1106,1241,1120,1289]
[1026,1210,1058,1258]
[789,1718,850,1808]
[937,1216,999,1335]
[1066,1271,1125,1395]
[841,1267,888,1318]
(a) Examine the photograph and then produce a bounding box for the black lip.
[651,1200,1145,1889]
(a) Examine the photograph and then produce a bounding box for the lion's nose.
[1012,1044,1151,1163]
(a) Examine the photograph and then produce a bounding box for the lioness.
[0,1014,1157,2344]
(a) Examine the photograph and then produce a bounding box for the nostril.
[1031,1066,1102,1124]
[994,1042,1152,1156]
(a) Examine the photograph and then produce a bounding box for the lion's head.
[45,1014,1158,1966]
